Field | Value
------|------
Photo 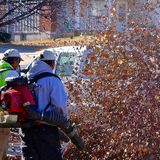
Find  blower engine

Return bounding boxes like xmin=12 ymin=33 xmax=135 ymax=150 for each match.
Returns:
xmin=0 ymin=77 xmax=35 ymax=124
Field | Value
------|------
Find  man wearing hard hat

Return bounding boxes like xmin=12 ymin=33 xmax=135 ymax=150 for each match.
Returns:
xmin=0 ymin=49 xmax=23 ymax=160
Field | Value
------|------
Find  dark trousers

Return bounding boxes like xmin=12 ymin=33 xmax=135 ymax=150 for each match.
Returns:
xmin=22 ymin=125 xmax=63 ymax=160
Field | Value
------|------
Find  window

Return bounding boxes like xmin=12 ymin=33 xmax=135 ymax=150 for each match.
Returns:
xmin=55 ymin=52 xmax=80 ymax=76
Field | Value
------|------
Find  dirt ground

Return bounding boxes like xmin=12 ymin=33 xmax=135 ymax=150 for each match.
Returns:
xmin=12 ymin=35 xmax=94 ymax=48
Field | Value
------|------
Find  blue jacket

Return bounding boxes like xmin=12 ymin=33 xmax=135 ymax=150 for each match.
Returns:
xmin=27 ymin=60 xmax=68 ymax=116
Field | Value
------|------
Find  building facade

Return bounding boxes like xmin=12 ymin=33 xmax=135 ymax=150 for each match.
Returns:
xmin=56 ymin=0 xmax=159 ymax=36
xmin=3 ymin=0 xmax=159 ymax=41
xmin=5 ymin=0 xmax=112 ymax=40
xmin=6 ymin=0 xmax=56 ymax=41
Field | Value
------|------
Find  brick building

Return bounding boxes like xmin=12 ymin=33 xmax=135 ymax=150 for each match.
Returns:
xmin=5 ymin=0 xmax=112 ymax=41
xmin=7 ymin=1 xmax=58 ymax=41
xmin=3 ymin=0 xmax=159 ymax=41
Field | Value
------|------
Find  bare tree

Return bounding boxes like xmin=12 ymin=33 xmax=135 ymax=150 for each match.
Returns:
xmin=0 ymin=0 xmax=52 ymax=28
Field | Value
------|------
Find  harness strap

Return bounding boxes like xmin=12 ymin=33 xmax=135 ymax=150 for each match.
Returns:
xmin=29 ymin=72 xmax=61 ymax=84
xmin=29 ymin=72 xmax=61 ymax=111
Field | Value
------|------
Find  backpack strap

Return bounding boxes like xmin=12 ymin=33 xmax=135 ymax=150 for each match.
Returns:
xmin=29 ymin=72 xmax=61 ymax=84
xmin=29 ymin=72 xmax=61 ymax=112
xmin=0 ymin=68 xmax=14 ymax=74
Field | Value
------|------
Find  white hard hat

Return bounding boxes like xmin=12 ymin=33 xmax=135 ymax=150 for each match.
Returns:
xmin=4 ymin=49 xmax=23 ymax=61
xmin=39 ymin=50 xmax=56 ymax=61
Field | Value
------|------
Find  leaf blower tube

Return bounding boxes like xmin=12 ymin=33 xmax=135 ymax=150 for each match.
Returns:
xmin=24 ymin=105 xmax=85 ymax=150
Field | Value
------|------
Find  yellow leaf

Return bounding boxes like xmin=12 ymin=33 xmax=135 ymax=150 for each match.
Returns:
xmin=117 ymin=59 xmax=124 ymax=65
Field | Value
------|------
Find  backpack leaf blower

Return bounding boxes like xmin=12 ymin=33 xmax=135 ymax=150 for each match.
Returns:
xmin=0 ymin=76 xmax=84 ymax=150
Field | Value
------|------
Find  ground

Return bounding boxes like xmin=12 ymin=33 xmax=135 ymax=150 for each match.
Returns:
xmin=12 ymin=36 xmax=93 ymax=47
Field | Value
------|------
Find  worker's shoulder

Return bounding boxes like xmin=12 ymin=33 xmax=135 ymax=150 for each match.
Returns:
xmin=36 ymin=72 xmax=61 ymax=81
xmin=45 ymin=74 xmax=61 ymax=83
xmin=49 ymin=74 xmax=61 ymax=81
xmin=37 ymin=73 xmax=61 ymax=85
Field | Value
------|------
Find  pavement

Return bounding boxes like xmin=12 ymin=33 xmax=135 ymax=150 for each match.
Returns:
xmin=0 ymin=43 xmax=47 ymax=53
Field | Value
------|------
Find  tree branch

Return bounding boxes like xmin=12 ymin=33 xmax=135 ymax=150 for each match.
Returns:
xmin=0 ymin=0 xmax=51 ymax=27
